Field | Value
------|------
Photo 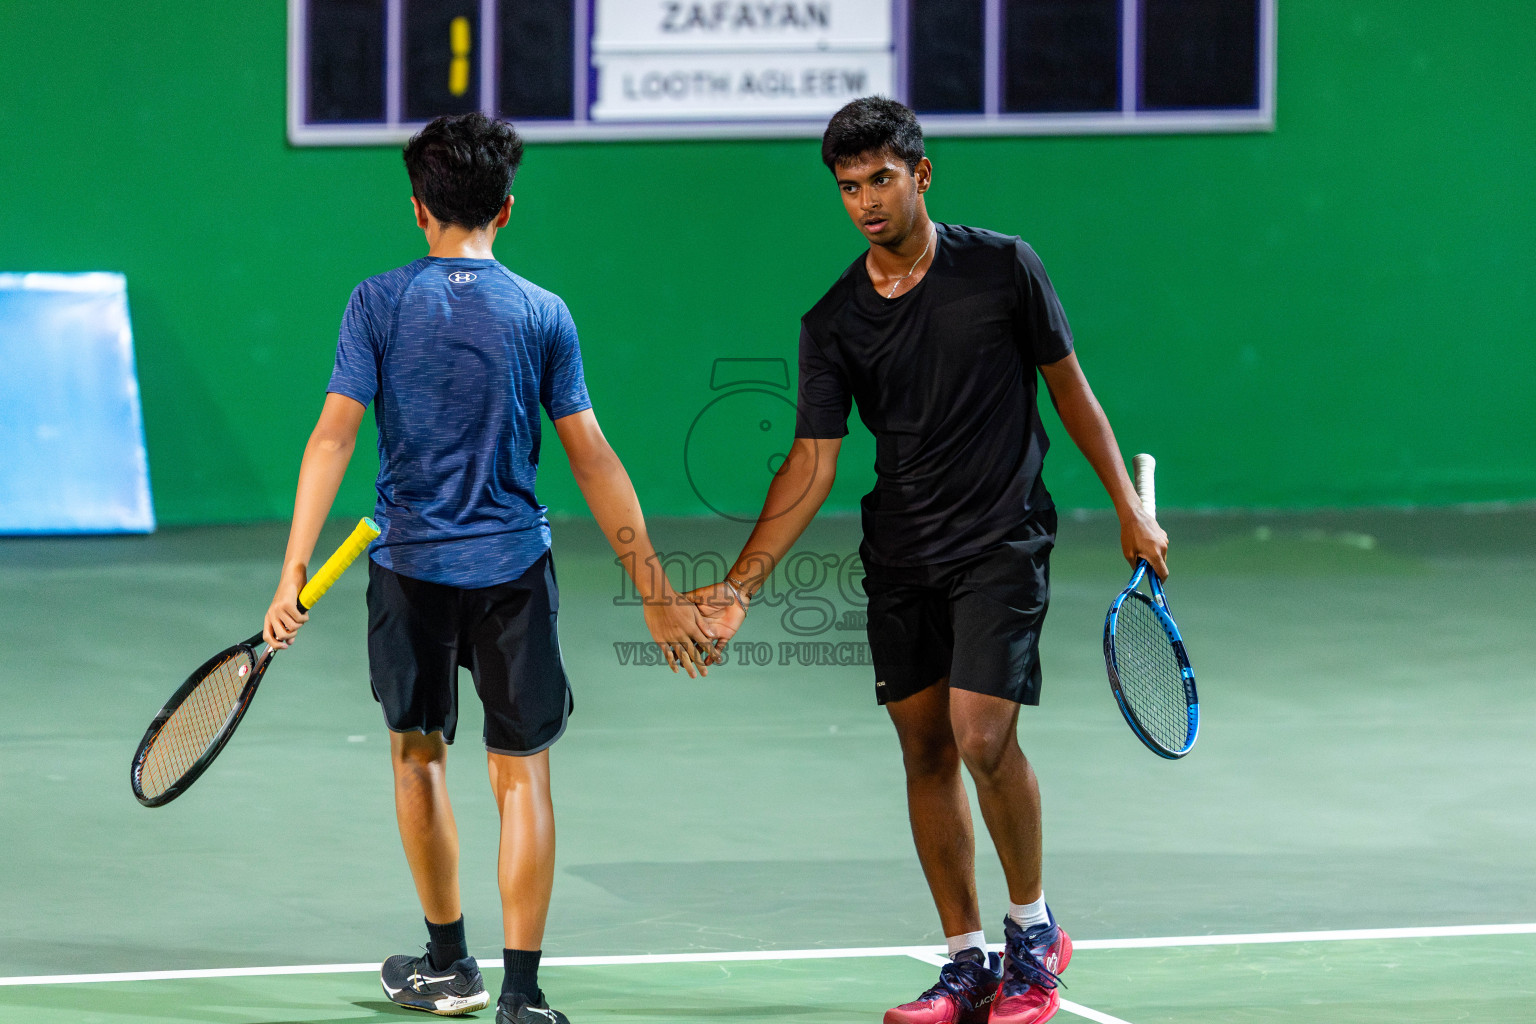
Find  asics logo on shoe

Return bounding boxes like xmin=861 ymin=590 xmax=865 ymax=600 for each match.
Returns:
xmin=526 ymin=1009 xmax=558 ymax=1021
xmin=440 ymin=994 xmax=486 ymax=1011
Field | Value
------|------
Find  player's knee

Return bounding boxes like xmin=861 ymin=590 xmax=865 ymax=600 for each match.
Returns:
xmin=899 ymin=734 xmax=961 ymax=780
xmin=391 ymin=730 xmax=447 ymax=770
xmin=954 ymin=724 xmax=1016 ymax=780
xmin=488 ymin=749 xmax=547 ymax=784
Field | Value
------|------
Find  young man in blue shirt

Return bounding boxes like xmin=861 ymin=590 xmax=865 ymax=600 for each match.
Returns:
xmin=264 ymin=113 xmax=716 ymax=1024
xmin=688 ymin=98 xmax=1169 ymax=1024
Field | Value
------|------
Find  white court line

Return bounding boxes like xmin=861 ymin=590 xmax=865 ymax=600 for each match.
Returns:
xmin=548 ymin=944 xmax=938 ymax=967
xmin=1072 ymin=921 xmax=1536 ymax=950
xmin=1059 ymin=1000 xmax=1138 ymax=1024
xmin=0 ymin=962 xmax=383 ymax=987
xmin=3 ymin=923 xmax=1534 ymax=988
xmin=0 ymin=947 xmax=938 ymax=988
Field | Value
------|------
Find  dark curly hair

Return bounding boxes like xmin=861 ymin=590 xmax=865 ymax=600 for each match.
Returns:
xmin=403 ymin=113 xmax=525 ymax=229
xmin=821 ymin=96 xmax=925 ymax=173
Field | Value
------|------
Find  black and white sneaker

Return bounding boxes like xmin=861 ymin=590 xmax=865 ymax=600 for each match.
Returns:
xmin=380 ymin=951 xmax=491 ymax=1015
xmin=495 ymin=991 xmax=570 ymax=1023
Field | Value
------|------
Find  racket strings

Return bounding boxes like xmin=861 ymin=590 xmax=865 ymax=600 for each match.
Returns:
xmin=1113 ymin=597 xmax=1190 ymax=751
xmin=137 ymin=651 xmax=253 ymax=799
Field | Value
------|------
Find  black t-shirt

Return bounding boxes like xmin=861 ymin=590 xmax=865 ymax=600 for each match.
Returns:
xmin=796 ymin=223 xmax=1074 ymax=567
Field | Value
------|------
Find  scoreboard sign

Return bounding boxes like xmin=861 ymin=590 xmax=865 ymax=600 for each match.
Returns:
xmin=289 ymin=0 xmax=1275 ymax=145
xmin=589 ymin=1 xmax=894 ymax=122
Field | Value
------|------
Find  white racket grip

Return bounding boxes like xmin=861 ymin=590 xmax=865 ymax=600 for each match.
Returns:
xmin=1132 ymin=453 xmax=1157 ymax=520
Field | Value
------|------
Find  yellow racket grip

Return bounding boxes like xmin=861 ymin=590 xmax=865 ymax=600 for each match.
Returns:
xmin=298 ymin=518 xmax=380 ymax=612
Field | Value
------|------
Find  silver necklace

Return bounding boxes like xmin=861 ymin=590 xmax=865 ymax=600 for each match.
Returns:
xmin=884 ymin=229 xmax=933 ymax=298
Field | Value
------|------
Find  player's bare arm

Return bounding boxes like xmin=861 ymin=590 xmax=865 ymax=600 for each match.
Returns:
xmin=552 ymin=408 xmax=718 ymax=677
xmin=684 ymin=436 xmax=841 ymax=651
xmin=263 ymin=392 xmax=366 ymax=647
xmin=1038 ymin=352 xmax=1169 ymax=578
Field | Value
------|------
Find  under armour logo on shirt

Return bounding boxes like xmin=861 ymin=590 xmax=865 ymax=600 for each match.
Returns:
xmin=448 ymin=271 xmax=477 ymax=284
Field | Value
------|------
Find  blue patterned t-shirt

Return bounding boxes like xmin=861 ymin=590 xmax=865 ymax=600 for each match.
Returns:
xmin=326 ymin=256 xmax=591 ymax=587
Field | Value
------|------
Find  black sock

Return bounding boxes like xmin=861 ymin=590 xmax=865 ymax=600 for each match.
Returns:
xmin=501 ymin=948 xmax=541 ymax=1005
xmin=425 ymin=916 xmax=468 ymax=971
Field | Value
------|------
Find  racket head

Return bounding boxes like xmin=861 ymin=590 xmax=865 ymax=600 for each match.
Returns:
xmin=130 ymin=634 xmax=271 ymax=807
xmin=1103 ymin=562 xmax=1199 ymax=758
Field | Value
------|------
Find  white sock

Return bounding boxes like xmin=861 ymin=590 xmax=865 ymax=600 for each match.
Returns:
xmin=1008 ymin=894 xmax=1050 ymax=931
xmin=946 ymin=930 xmax=988 ymax=957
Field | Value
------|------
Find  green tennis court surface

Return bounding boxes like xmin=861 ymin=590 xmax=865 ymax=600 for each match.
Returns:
xmin=5 ymin=931 xmax=1535 ymax=1023
xmin=3 ymin=509 xmax=1534 ymax=1022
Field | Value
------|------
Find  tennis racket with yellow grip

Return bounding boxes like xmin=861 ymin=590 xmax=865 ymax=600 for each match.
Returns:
xmin=131 ymin=518 xmax=380 ymax=807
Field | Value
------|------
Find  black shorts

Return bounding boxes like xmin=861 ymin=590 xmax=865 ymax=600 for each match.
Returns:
xmin=366 ymin=552 xmax=572 ymax=756
xmin=862 ymin=509 xmax=1055 ymax=707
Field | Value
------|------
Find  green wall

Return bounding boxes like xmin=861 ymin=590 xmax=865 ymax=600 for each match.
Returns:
xmin=2 ymin=2 xmax=1531 ymax=525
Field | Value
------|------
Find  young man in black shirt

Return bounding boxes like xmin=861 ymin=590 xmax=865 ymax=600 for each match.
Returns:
xmin=690 ymin=98 xmax=1169 ymax=1024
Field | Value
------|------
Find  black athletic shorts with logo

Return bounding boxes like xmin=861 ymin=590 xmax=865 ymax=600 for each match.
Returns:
xmin=366 ymin=551 xmax=572 ymax=756
xmin=862 ymin=509 xmax=1056 ymax=707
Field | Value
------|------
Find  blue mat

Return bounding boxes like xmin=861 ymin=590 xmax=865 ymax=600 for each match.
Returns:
xmin=0 ymin=273 xmax=154 ymax=533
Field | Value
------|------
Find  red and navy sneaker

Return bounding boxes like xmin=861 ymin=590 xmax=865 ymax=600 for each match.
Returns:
xmin=885 ymin=947 xmax=1003 ymax=1024
xmin=990 ymin=912 xmax=1071 ymax=1024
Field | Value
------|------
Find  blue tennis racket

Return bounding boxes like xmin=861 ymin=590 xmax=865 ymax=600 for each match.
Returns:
xmin=1103 ymin=454 xmax=1198 ymax=759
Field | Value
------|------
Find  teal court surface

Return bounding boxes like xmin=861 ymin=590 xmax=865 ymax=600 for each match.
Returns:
xmin=3 ymin=509 xmax=1534 ymax=1023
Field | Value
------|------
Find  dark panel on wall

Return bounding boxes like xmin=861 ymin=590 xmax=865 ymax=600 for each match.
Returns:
xmin=909 ymin=0 xmax=985 ymax=114
xmin=1003 ymin=0 xmax=1121 ymax=113
xmin=1141 ymin=0 xmax=1259 ymax=109
xmin=307 ymin=0 xmax=386 ymax=123
xmin=498 ymin=0 xmax=575 ymax=120
xmin=404 ymin=0 xmax=480 ymax=121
